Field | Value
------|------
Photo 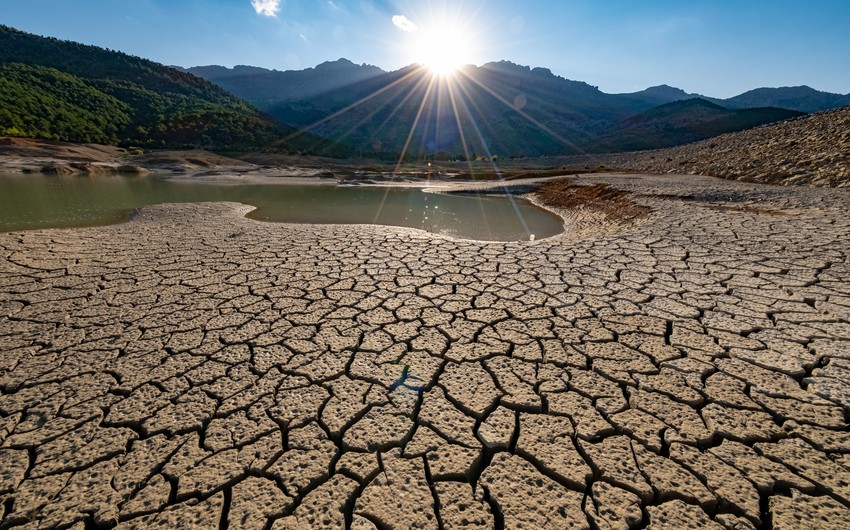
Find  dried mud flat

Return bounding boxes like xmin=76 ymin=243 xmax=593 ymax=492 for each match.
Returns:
xmin=1 ymin=173 xmax=850 ymax=529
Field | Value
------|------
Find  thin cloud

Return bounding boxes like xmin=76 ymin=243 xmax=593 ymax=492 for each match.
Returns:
xmin=252 ymin=0 xmax=282 ymax=17
xmin=392 ymin=15 xmax=418 ymax=33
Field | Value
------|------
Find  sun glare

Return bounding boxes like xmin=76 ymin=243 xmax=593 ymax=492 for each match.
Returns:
xmin=415 ymin=24 xmax=474 ymax=76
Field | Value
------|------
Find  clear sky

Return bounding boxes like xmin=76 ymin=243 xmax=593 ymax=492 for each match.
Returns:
xmin=2 ymin=0 xmax=849 ymax=98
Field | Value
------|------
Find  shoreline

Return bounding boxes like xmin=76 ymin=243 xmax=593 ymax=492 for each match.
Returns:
xmin=0 ymin=170 xmax=580 ymax=243
xmin=3 ymin=167 xmax=831 ymax=244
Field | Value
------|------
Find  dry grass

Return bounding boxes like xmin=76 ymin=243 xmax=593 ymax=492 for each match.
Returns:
xmin=536 ymin=178 xmax=651 ymax=222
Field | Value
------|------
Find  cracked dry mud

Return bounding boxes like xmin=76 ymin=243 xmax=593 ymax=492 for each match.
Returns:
xmin=1 ymin=173 xmax=849 ymax=529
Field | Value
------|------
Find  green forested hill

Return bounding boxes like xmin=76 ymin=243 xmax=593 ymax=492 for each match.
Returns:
xmin=0 ymin=26 xmax=346 ymax=153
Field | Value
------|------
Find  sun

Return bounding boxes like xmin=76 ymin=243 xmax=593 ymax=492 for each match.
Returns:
xmin=414 ymin=24 xmax=474 ymax=76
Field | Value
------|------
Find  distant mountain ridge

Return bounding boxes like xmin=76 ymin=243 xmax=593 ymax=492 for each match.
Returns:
xmin=182 ymin=59 xmax=384 ymax=109
xmin=724 ymin=86 xmax=850 ymax=113
xmin=189 ymin=59 xmax=850 ymax=115
xmin=616 ymin=85 xmax=724 ymax=109
xmin=261 ymin=61 xmax=641 ymax=157
xmin=187 ymin=58 xmax=844 ymax=158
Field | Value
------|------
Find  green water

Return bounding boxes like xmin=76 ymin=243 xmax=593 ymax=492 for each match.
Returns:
xmin=0 ymin=174 xmax=564 ymax=241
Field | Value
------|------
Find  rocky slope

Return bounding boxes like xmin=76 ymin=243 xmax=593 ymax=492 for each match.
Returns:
xmin=552 ymin=105 xmax=850 ymax=187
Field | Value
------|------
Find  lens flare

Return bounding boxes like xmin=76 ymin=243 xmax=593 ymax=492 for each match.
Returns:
xmin=415 ymin=24 xmax=473 ymax=76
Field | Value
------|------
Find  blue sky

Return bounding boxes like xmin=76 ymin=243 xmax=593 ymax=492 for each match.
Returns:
xmin=3 ymin=0 xmax=849 ymax=98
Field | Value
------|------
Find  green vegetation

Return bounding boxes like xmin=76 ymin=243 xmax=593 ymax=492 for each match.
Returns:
xmin=0 ymin=63 xmax=131 ymax=143
xmin=0 ymin=25 xmax=349 ymax=155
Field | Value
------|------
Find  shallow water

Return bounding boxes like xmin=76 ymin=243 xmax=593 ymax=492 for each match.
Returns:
xmin=0 ymin=174 xmax=564 ymax=241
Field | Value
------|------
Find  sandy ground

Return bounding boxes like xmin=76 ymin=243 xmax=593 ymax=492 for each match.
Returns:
xmin=2 ymin=172 xmax=850 ymax=529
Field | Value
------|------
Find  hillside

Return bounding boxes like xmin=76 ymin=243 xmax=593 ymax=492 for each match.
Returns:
xmin=551 ymin=105 xmax=850 ymax=187
xmin=585 ymin=98 xmax=804 ymax=152
xmin=0 ymin=26 xmax=347 ymax=155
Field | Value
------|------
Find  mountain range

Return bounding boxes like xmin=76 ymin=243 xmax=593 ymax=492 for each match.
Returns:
xmin=615 ymin=84 xmax=850 ymax=114
xmin=186 ymin=60 xmax=849 ymax=157
xmin=1 ymin=25 xmax=847 ymax=158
